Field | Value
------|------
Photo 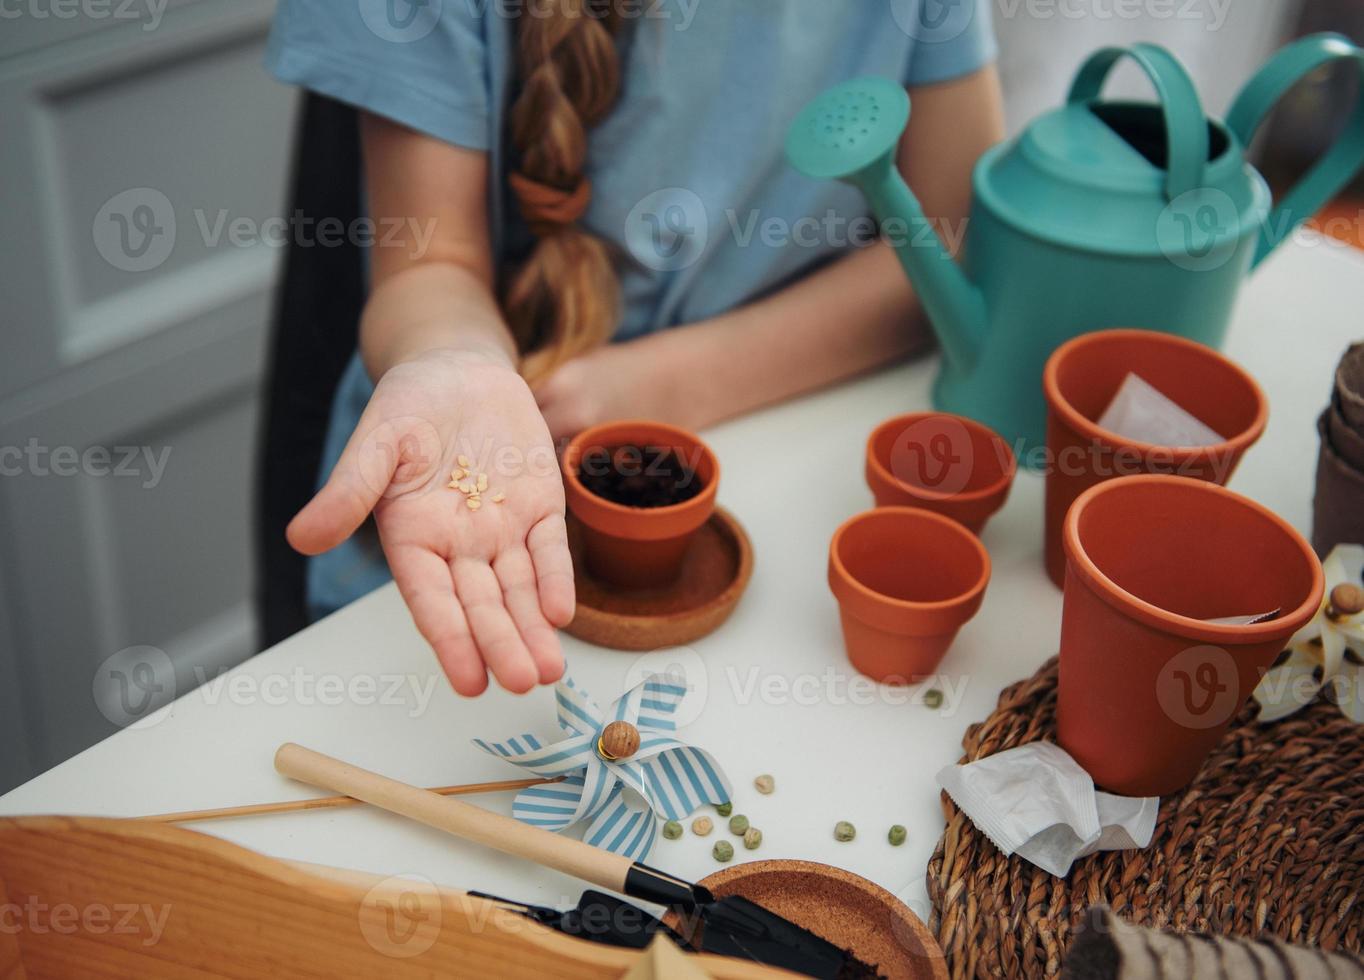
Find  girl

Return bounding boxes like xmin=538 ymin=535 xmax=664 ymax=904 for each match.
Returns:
xmin=267 ymin=0 xmax=1004 ymax=698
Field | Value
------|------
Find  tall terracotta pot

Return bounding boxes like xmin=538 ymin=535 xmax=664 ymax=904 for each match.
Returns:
xmin=1057 ymin=475 xmax=1322 ymax=797
xmin=1042 ymin=329 xmax=1268 ymax=587
xmin=562 ymin=421 xmax=718 ymax=589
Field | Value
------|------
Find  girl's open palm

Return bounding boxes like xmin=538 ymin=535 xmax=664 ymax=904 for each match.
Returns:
xmin=286 ymin=351 xmax=574 ymax=696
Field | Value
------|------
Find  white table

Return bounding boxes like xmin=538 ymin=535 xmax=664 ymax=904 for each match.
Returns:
xmin=4 ymin=235 xmax=1362 ymax=929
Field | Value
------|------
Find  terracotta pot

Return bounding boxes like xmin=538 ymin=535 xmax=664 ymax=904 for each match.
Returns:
xmin=1042 ymin=329 xmax=1267 ymax=587
xmin=865 ymin=413 xmax=1017 ymax=534
xmin=1057 ymin=475 xmax=1322 ymax=797
xmin=828 ymin=508 xmax=990 ymax=684
xmin=562 ymin=420 xmax=718 ymax=589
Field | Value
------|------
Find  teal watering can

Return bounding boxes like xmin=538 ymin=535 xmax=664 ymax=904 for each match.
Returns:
xmin=787 ymin=34 xmax=1364 ymax=456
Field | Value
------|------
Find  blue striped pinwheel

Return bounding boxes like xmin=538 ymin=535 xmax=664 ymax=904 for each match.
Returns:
xmin=472 ymin=671 xmax=731 ymax=862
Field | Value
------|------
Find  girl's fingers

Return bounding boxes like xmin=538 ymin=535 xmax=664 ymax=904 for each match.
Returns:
xmin=387 ymin=545 xmax=487 ymax=697
xmin=493 ymin=547 xmax=564 ymax=685
xmin=528 ymin=513 xmax=576 ymax=627
xmin=452 ymin=558 xmax=539 ymax=694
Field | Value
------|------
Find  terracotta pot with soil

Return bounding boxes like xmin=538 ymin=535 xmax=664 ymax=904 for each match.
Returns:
xmin=1042 ymin=329 xmax=1267 ymax=587
xmin=1057 ymin=475 xmax=1322 ymax=797
xmin=865 ymin=412 xmax=1016 ymax=534
xmin=562 ymin=420 xmax=718 ymax=589
xmin=828 ymin=507 xmax=990 ymax=684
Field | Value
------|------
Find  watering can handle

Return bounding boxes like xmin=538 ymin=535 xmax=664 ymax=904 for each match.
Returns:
xmin=1067 ymin=43 xmax=1208 ymax=203
xmin=1226 ymin=33 xmax=1364 ymax=269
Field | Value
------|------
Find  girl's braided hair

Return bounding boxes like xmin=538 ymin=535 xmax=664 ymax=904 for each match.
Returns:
xmin=504 ymin=0 xmax=624 ymax=384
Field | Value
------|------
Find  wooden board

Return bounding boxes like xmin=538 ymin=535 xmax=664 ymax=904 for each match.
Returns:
xmin=0 ymin=816 xmax=794 ymax=978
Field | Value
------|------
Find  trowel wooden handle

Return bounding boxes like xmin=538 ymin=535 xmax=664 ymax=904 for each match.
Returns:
xmin=274 ymin=743 xmax=633 ymax=894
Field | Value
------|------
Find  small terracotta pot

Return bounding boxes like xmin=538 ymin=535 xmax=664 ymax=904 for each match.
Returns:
xmin=865 ymin=412 xmax=1017 ymax=534
xmin=1057 ymin=475 xmax=1322 ymax=797
xmin=562 ymin=420 xmax=718 ymax=589
xmin=828 ymin=508 xmax=990 ymax=684
xmin=1042 ymin=329 xmax=1268 ymax=587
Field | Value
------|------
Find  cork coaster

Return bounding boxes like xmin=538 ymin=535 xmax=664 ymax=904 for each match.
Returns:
xmin=927 ymin=657 xmax=1364 ymax=979
xmin=697 ymin=859 xmax=947 ymax=980
xmin=563 ymin=508 xmax=753 ymax=652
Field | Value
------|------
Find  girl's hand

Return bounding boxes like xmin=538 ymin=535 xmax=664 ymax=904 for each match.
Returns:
xmin=534 ymin=340 xmax=683 ymax=442
xmin=286 ymin=349 xmax=574 ymax=697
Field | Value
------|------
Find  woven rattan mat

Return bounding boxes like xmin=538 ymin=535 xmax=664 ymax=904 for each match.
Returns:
xmin=927 ymin=657 xmax=1364 ymax=979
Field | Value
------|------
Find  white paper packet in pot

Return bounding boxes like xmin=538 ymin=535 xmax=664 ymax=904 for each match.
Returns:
xmin=936 ymin=742 xmax=1159 ymax=878
xmin=1097 ymin=373 xmax=1223 ymax=448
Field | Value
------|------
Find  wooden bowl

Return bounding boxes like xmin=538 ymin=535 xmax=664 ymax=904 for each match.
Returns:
xmin=695 ymin=859 xmax=947 ymax=980
xmin=564 ymin=507 xmax=753 ymax=651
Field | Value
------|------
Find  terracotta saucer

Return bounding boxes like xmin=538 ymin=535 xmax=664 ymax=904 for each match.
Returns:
xmin=693 ymin=859 xmax=947 ymax=980
xmin=564 ymin=507 xmax=753 ymax=652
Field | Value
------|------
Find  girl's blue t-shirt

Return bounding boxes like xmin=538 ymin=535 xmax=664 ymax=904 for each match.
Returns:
xmin=266 ymin=0 xmax=997 ymax=617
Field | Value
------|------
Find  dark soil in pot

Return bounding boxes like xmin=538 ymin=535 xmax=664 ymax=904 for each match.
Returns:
xmin=577 ymin=445 xmax=704 ymax=508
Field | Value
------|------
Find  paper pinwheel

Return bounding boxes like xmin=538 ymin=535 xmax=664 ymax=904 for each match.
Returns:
xmin=1254 ymin=544 xmax=1364 ymax=724
xmin=473 ymin=672 xmax=731 ymax=861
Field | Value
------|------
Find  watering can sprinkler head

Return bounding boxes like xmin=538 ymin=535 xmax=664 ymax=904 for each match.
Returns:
xmin=784 ymin=76 xmax=910 ymax=183
xmin=786 ymin=77 xmax=987 ymax=373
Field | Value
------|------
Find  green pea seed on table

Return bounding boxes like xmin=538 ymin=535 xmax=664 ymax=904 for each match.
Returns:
xmin=713 ymin=840 xmax=734 ymax=862
xmin=728 ymin=814 xmax=749 ymax=835
xmin=715 ymin=801 xmax=733 ymax=817
xmin=834 ymin=821 xmax=856 ymax=842
xmin=662 ymin=820 xmax=683 ymax=840
xmin=888 ymin=824 xmax=907 ymax=846
xmin=743 ymin=827 xmax=762 ymax=850
xmin=924 ymin=689 xmax=944 ymax=709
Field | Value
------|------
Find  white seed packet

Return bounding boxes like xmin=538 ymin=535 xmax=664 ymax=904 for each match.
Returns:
xmin=936 ymin=741 xmax=1158 ymax=878
xmin=1096 ymin=373 xmax=1223 ymax=448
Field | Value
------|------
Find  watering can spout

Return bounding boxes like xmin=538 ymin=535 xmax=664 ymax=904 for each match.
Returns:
xmin=862 ymin=170 xmax=987 ymax=373
xmin=786 ymin=77 xmax=985 ymax=373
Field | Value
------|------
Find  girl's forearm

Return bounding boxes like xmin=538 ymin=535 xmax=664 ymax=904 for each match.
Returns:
xmin=359 ymin=261 xmax=519 ymax=379
xmin=622 ymin=67 xmax=1003 ymax=430
xmin=629 ymin=242 xmax=927 ymax=429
